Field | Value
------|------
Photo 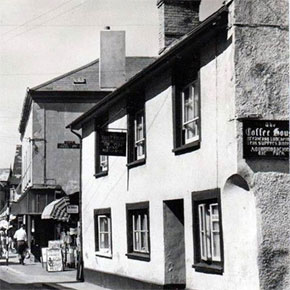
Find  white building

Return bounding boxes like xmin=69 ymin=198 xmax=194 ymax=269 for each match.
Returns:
xmin=68 ymin=0 xmax=289 ymax=289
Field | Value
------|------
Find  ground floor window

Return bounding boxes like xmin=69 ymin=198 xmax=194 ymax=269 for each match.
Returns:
xmin=192 ymin=189 xmax=223 ymax=274
xmin=94 ymin=208 xmax=112 ymax=257
xmin=126 ymin=202 xmax=150 ymax=261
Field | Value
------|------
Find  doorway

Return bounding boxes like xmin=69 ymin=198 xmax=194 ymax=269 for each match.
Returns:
xmin=163 ymin=199 xmax=186 ymax=288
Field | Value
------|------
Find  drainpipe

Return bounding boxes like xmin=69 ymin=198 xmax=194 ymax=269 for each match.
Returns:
xmin=69 ymin=127 xmax=84 ymax=282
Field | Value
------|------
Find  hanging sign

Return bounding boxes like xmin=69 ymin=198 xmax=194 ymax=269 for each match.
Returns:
xmin=67 ymin=205 xmax=79 ymax=214
xmin=99 ymin=131 xmax=127 ymax=156
xmin=243 ymin=120 xmax=289 ymax=158
xmin=57 ymin=141 xmax=80 ymax=149
xmin=46 ymin=248 xmax=63 ymax=272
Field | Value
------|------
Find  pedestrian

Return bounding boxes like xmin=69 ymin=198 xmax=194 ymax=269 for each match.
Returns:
xmin=13 ymin=224 xmax=27 ymax=265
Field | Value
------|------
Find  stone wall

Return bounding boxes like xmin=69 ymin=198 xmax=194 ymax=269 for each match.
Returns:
xmin=233 ymin=1 xmax=290 ymax=289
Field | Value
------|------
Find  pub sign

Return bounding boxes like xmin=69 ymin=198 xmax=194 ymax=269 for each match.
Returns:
xmin=99 ymin=131 xmax=127 ymax=156
xmin=243 ymin=120 xmax=289 ymax=158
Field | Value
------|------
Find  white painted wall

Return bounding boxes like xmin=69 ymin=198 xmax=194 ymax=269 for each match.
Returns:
xmin=21 ymin=107 xmax=33 ymax=191
xmin=81 ymin=14 xmax=260 ymax=290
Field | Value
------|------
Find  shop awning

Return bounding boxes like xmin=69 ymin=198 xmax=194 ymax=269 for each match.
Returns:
xmin=41 ymin=196 xmax=70 ymax=221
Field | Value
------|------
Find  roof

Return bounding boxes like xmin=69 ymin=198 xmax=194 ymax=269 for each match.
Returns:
xmin=9 ymin=145 xmax=22 ymax=185
xmin=0 ymin=168 xmax=11 ymax=183
xmin=18 ymin=57 xmax=156 ymax=135
xmin=68 ymin=4 xmax=229 ymax=130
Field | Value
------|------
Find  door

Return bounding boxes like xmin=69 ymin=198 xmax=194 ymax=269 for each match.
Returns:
xmin=163 ymin=199 xmax=186 ymax=288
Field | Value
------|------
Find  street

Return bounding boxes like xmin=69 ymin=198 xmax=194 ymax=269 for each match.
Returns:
xmin=0 ymin=279 xmax=58 ymax=290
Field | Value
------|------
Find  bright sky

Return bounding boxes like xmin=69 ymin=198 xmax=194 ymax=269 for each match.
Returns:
xmin=0 ymin=0 xmax=223 ymax=168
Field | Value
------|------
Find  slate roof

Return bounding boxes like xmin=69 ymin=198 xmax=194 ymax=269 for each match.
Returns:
xmin=32 ymin=57 xmax=156 ymax=92
xmin=68 ymin=4 xmax=229 ymax=130
xmin=19 ymin=57 xmax=156 ymax=135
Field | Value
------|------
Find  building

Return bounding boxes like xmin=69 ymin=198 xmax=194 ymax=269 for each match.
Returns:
xmin=14 ymin=30 xmax=155 ymax=261
xmin=68 ymin=0 xmax=289 ymax=289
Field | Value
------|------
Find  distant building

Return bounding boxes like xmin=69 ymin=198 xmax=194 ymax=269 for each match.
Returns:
xmin=9 ymin=144 xmax=22 ymax=203
xmin=0 ymin=168 xmax=11 ymax=212
xmin=13 ymin=30 xmax=155 ymax=261
xmin=69 ymin=0 xmax=289 ymax=289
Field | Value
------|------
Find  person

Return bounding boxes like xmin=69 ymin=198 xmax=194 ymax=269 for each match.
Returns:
xmin=13 ymin=224 xmax=27 ymax=265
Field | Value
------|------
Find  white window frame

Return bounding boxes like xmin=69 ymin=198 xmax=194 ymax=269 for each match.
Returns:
xmin=99 ymin=155 xmax=108 ymax=172
xmin=132 ymin=212 xmax=149 ymax=253
xmin=134 ymin=110 xmax=145 ymax=160
xmin=198 ymin=202 xmax=221 ymax=262
xmin=97 ymin=215 xmax=111 ymax=255
xmin=181 ymin=81 xmax=199 ymax=144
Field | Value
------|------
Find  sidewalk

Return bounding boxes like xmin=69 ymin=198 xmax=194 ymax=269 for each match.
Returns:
xmin=0 ymin=254 xmax=109 ymax=290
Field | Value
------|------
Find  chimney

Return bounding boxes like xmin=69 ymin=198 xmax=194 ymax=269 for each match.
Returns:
xmin=99 ymin=29 xmax=126 ymax=89
xmin=157 ymin=0 xmax=201 ymax=53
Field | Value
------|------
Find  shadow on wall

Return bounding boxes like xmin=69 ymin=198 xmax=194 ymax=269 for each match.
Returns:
xmin=246 ymin=159 xmax=289 ymax=174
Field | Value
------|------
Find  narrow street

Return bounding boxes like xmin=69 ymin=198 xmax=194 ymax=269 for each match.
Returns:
xmin=0 ymin=279 xmax=59 ymax=290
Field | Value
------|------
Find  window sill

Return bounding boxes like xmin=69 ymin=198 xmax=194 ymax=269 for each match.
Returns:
xmin=192 ymin=261 xmax=223 ymax=275
xmin=126 ymin=252 xmax=150 ymax=262
xmin=172 ymin=140 xmax=200 ymax=155
xmin=126 ymin=158 xmax=146 ymax=169
xmin=95 ymin=251 xmax=112 ymax=259
xmin=94 ymin=171 xmax=108 ymax=179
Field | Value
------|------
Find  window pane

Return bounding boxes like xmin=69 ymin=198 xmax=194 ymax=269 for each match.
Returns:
xmin=100 ymin=233 xmax=109 ymax=249
xmin=212 ymin=232 xmax=221 ymax=261
xmin=141 ymin=232 xmax=148 ymax=252
xmin=99 ymin=217 xmax=108 ymax=232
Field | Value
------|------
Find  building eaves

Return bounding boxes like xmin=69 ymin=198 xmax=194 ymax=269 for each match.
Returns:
xmin=67 ymin=4 xmax=229 ymax=130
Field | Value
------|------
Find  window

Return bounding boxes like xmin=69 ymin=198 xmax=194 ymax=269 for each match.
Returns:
xmin=182 ymin=81 xmax=199 ymax=144
xmin=127 ymin=106 xmax=146 ymax=167
xmin=95 ymin=129 xmax=108 ymax=177
xmin=94 ymin=208 xmax=112 ymax=258
xmin=192 ymin=189 xmax=223 ymax=274
xmin=173 ymin=69 xmax=200 ymax=155
xmin=126 ymin=202 xmax=150 ymax=261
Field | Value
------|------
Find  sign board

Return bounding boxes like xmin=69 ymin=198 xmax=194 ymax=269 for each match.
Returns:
xmin=99 ymin=131 xmax=127 ymax=156
xmin=57 ymin=141 xmax=80 ymax=149
xmin=67 ymin=205 xmax=79 ymax=214
xmin=243 ymin=120 xmax=289 ymax=158
xmin=41 ymin=247 xmax=48 ymax=263
xmin=48 ymin=240 xmax=62 ymax=249
xmin=46 ymin=248 xmax=63 ymax=272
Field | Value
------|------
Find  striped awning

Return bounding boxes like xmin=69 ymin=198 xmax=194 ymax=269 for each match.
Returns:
xmin=41 ymin=196 xmax=70 ymax=221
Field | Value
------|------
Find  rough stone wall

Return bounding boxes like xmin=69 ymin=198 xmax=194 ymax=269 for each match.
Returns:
xmin=234 ymin=0 xmax=288 ymax=118
xmin=233 ymin=0 xmax=290 ymax=289
xmin=253 ymin=173 xmax=290 ymax=290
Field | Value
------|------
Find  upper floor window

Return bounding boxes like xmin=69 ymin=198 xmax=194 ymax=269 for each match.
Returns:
xmin=127 ymin=105 xmax=146 ymax=168
xmin=173 ymin=67 xmax=200 ymax=155
xmin=182 ymin=81 xmax=199 ymax=144
xmin=134 ymin=110 xmax=145 ymax=160
xmin=95 ymin=128 xmax=109 ymax=178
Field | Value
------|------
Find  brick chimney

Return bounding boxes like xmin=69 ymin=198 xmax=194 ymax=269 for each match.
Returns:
xmin=99 ymin=29 xmax=126 ymax=89
xmin=157 ymin=0 xmax=201 ymax=53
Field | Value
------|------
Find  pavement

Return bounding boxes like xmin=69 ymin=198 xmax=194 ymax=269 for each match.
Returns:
xmin=0 ymin=253 xmax=109 ymax=290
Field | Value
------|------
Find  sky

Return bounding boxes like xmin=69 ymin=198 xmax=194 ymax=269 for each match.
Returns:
xmin=0 ymin=0 xmax=224 ymax=168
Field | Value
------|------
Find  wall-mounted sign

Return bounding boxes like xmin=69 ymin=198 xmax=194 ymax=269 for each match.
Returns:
xmin=99 ymin=131 xmax=127 ymax=156
xmin=46 ymin=248 xmax=63 ymax=272
xmin=243 ymin=120 xmax=289 ymax=158
xmin=67 ymin=205 xmax=79 ymax=214
xmin=57 ymin=141 xmax=80 ymax=149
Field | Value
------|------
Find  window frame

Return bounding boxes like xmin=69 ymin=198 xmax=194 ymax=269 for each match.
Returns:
xmin=95 ymin=126 xmax=109 ymax=178
xmin=172 ymin=71 xmax=201 ymax=155
xmin=94 ymin=208 xmax=112 ymax=258
xmin=192 ymin=189 xmax=224 ymax=275
xmin=127 ymin=104 xmax=146 ymax=169
xmin=126 ymin=202 xmax=150 ymax=261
